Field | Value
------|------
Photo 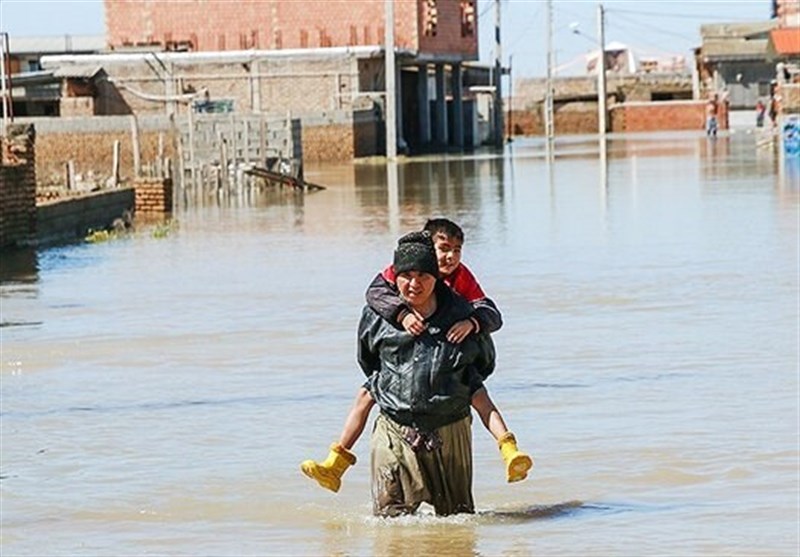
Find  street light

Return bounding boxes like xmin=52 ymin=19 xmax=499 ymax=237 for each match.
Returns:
xmin=570 ymin=4 xmax=607 ymax=136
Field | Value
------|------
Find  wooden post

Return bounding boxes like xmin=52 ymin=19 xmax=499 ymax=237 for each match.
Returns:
xmin=129 ymin=115 xmax=141 ymax=178
xmin=187 ymin=109 xmax=196 ymax=189
xmin=219 ymin=131 xmax=228 ymax=192
xmin=229 ymin=113 xmax=237 ymax=168
xmin=243 ymin=118 xmax=250 ymax=165
xmin=175 ymin=125 xmax=184 ymax=190
xmin=259 ymin=117 xmax=266 ymax=166
xmin=65 ymin=160 xmax=75 ymax=191
xmin=157 ymin=132 xmax=165 ymax=177
xmin=112 ymin=140 xmax=120 ymax=187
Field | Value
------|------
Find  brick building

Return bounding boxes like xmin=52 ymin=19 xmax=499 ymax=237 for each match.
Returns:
xmin=89 ymin=0 xmax=484 ymax=153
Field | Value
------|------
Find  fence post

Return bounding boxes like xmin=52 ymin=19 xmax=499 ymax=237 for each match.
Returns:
xmin=129 ymin=115 xmax=141 ymax=178
xmin=112 ymin=140 xmax=120 ymax=187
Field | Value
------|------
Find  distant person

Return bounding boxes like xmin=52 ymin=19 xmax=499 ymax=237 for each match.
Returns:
xmin=769 ymin=94 xmax=779 ymax=128
xmin=706 ymin=97 xmax=718 ymax=137
xmin=756 ymin=100 xmax=766 ymax=128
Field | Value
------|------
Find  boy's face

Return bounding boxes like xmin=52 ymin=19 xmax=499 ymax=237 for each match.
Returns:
xmin=432 ymin=233 xmax=462 ymax=277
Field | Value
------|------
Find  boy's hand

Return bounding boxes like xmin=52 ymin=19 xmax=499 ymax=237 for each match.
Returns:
xmin=446 ymin=319 xmax=475 ymax=343
xmin=401 ymin=312 xmax=427 ymax=335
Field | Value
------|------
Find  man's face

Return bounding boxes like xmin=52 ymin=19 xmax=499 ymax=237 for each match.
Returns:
xmin=433 ymin=234 xmax=463 ymax=277
xmin=396 ymin=271 xmax=437 ymax=307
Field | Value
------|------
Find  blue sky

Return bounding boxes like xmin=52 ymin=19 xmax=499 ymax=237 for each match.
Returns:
xmin=0 ymin=0 xmax=770 ymax=77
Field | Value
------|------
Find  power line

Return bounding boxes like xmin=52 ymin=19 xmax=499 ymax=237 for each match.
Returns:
xmin=608 ymin=10 xmax=699 ymax=44
xmin=478 ymin=0 xmax=494 ymax=20
xmin=610 ymin=7 xmax=765 ymax=21
xmin=506 ymin=2 xmax=545 ymax=54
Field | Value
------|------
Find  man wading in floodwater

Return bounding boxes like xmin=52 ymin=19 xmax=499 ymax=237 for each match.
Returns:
xmin=310 ymin=231 xmax=500 ymax=516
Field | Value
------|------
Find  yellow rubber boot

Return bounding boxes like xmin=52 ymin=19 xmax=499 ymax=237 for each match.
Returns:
xmin=498 ymin=432 xmax=533 ymax=483
xmin=300 ymin=443 xmax=357 ymax=493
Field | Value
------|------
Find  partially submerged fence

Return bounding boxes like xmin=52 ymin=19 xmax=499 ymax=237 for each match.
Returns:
xmin=177 ymin=112 xmax=303 ymax=194
xmin=14 ymin=112 xmax=303 ymax=201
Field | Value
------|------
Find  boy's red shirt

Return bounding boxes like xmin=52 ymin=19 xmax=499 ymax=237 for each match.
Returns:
xmin=381 ymin=263 xmax=486 ymax=302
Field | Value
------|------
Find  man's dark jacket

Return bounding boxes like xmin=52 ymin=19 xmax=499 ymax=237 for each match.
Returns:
xmin=358 ymin=282 xmax=496 ymax=432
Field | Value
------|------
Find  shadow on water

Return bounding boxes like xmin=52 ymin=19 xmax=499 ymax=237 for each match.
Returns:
xmin=500 ymin=371 xmax=697 ymax=394
xmin=480 ymin=500 xmax=637 ymax=523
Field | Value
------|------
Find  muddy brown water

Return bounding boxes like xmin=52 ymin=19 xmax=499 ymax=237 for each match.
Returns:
xmin=1 ymin=132 xmax=798 ymax=556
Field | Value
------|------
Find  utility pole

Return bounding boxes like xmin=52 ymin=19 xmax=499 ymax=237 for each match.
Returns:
xmin=493 ymin=0 xmax=504 ymax=149
xmin=597 ymin=3 xmax=608 ymax=136
xmin=385 ymin=0 xmax=397 ymax=159
xmin=0 ymin=32 xmax=11 ymax=134
xmin=545 ymin=0 xmax=555 ymax=154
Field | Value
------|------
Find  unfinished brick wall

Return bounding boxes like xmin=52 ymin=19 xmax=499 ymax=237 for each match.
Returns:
xmin=506 ymin=103 xmax=600 ymax=136
xmin=93 ymin=56 xmax=361 ymax=116
xmin=103 ymin=0 xmax=474 ymax=57
xmin=0 ymin=124 xmax=37 ymax=249
xmin=34 ymin=129 xmax=176 ymax=189
xmin=301 ymin=112 xmax=382 ymax=161
xmin=508 ymin=100 xmax=730 ymax=136
xmin=134 ymin=178 xmax=173 ymax=214
xmin=303 ymin=124 xmax=355 ymax=162
xmin=613 ymin=101 xmax=729 ymax=132
xmin=60 ymin=97 xmax=97 ymax=117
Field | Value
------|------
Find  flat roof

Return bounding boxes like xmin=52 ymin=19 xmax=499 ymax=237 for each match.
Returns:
xmin=9 ymin=35 xmax=106 ymax=54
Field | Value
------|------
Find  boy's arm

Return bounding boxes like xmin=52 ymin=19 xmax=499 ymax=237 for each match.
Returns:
xmin=452 ymin=264 xmax=503 ymax=334
xmin=365 ymin=272 xmax=408 ymax=325
xmin=470 ymin=296 xmax=503 ymax=334
xmin=357 ymin=307 xmax=382 ymax=377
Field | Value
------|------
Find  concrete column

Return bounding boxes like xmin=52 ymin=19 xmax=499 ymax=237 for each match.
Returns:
xmin=451 ymin=63 xmax=464 ymax=148
xmin=417 ymin=63 xmax=431 ymax=144
xmin=434 ymin=64 xmax=448 ymax=145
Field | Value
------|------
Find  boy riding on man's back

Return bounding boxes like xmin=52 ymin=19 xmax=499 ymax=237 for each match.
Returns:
xmin=301 ymin=218 xmax=533 ymax=492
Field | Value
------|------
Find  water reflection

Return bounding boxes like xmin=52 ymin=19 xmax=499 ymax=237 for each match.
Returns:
xmin=0 ymin=248 xmax=38 ymax=284
xmin=0 ymin=131 xmax=797 ymax=557
xmin=370 ymin=519 xmax=477 ymax=557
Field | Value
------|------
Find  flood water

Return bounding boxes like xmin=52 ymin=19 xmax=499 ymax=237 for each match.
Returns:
xmin=1 ymin=132 xmax=798 ymax=556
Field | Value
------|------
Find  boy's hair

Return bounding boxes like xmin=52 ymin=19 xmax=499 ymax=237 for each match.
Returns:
xmin=423 ymin=218 xmax=464 ymax=243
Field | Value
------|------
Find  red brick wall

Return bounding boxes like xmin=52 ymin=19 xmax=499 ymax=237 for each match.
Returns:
xmin=416 ymin=0 xmax=478 ymax=58
xmin=508 ymin=100 xmax=731 ymax=136
xmin=613 ymin=101 xmax=729 ymax=132
xmin=507 ymin=103 xmax=601 ymax=136
xmin=135 ymin=178 xmax=173 ymax=214
xmin=104 ymin=0 xmax=476 ymax=58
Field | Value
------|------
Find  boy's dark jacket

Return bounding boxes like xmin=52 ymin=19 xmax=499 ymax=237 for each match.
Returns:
xmin=358 ymin=282 xmax=496 ymax=432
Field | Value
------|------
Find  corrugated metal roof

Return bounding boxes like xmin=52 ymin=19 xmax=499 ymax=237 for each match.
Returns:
xmin=769 ymin=27 xmax=800 ymax=55
xmin=52 ymin=65 xmax=104 ymax=79
xmin=8 ymin=35 xmax=106 ymax=54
